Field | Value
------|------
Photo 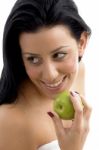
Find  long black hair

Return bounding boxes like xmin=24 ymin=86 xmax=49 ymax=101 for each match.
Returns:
xmin=0 ymin=0 xmax=91 ymax=105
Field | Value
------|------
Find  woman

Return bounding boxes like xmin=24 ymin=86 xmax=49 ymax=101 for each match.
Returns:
xmin=0 ymin=0 xmax=92 ymax=150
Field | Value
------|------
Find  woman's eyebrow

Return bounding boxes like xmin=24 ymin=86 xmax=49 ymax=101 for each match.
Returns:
xmin=22 ymin=45 xmax=69 ymax=56
xmin=50 ymin=46 xmax=69 ymax=54
xmin=22 ymin=52 xmax=40 ymax=56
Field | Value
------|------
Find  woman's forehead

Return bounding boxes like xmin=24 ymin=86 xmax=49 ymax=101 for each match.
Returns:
xmin=19 ymin=25 xmax=76 ymax=53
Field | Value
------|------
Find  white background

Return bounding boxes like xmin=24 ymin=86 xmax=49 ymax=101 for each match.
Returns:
xmin=0 ymin=0 xmax=99 ymax=149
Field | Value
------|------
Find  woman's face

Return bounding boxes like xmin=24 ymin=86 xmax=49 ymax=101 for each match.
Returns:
xmin=19 ymin=25 xmax=85 ymax=98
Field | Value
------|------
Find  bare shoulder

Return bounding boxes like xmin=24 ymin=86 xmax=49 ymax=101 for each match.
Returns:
xmin=72 ymin=61 xmax=85 ymax=95
xmin=78 ymin=61 xmax=85 ymax=76
xmin=0 ymin=104 xmax=37 ymax=150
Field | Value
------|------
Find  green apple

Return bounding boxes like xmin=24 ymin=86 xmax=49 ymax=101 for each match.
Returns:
xmin=53 ymin=91 xmax=75 ymax=120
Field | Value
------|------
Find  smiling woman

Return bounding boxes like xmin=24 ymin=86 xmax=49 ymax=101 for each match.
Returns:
xmin=19 ymin=25 xmax=83 ymax=97
xmin=0 ymin=0 xmax=92 ymax=150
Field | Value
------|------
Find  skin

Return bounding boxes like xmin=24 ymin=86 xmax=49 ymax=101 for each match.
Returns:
xmin=0 ymin=25 xmax=92 ymax=150
xmin=20 ymin=25 xmax=85 ymax=98
xmin=71 ymin=61 xmax=85 ymax=96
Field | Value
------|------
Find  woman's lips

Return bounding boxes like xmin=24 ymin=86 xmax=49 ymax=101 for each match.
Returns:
xmin=41 ymin=76 xmax=67 ymax=91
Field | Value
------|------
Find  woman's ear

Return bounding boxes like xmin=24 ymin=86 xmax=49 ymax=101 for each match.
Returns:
xmin=78 ymin=32 xmax=89 ymax=57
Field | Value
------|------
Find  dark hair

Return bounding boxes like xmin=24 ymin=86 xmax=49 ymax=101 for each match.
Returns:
xmin=0 ymin=0 xmax=91 ymax=105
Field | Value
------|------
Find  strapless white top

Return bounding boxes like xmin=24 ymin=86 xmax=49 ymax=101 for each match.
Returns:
xmin=38 ymin=140 xmax=60 ymax=150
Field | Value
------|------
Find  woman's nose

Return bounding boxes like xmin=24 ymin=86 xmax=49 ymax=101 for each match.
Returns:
xmin=41 ymin=63 xmax=59 ymax=83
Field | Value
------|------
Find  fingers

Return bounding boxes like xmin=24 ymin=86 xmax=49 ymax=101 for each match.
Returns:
xmin=70 ymin=91 xmax=92 ymax=131
xmin=47 ymin=112 xmax=65 ymax=140
xmin=47 ymin=92 xmax=92 ymax=137
xmin=80 ymin=95 xmax=92 ymax=121
xmin=70 ymin=91 xmax=83 ymax=126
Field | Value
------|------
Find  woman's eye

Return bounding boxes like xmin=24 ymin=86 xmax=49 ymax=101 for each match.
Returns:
xmin=53 ymin=52 xmax=67 ymax=60
xmin=27 ymin=56 xmax=41 ymax=65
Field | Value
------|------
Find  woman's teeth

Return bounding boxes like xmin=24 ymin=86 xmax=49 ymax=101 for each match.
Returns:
xmin=44 ymin=79 xmax=63 ymax=88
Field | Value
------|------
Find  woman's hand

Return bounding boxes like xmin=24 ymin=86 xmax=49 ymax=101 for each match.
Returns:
xmin=47 ymin=91 xmax=92 ymax=150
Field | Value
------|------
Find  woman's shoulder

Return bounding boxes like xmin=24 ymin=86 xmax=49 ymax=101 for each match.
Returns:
xmin=71 ymin=61 xmax=85 ymax=95
xmin=0 ymin=104 xmax=37 ymax=150
xmin=0 ymin=104 xmax=25 ymax=142
xmin=78 ymin=61 xmax=85 ymax=75
xmin=0 ymin=103 xmax=23 ymax=122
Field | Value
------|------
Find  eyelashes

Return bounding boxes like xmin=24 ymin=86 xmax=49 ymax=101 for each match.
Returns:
xmin=27 ymin=56 xmax=42 ymax=65
xmin=53 ymin=52 xmax=67 ymax=60
xmin=25 ymin=51 xmax=67 ymax=65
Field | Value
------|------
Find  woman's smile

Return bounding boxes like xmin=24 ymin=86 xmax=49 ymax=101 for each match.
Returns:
xmin=41 ymin=75 xmax=66 ymax=87
xmin=39 ymin=75 xmax=68 ymax=94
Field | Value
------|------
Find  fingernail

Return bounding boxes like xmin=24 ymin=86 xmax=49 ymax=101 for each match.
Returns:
xmin=47 ymin=112 xmax=54 ymax=118
xmin=70 ymin=91 xmax=76 ymax=97
xmin=75 ymin=91 xmax=79 ymax=94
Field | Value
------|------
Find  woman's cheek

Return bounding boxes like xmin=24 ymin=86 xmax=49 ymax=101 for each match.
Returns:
xmin=25 ymin=67 xmax=40 ymax=80
xmin=70 ymin=59 xmax=78 ymax=73
xmin=63 ymin=57 xmax=78 ymax=74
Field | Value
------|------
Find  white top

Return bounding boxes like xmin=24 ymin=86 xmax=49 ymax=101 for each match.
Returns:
xmin=38 ymin=140 xmax=60 ymax=150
